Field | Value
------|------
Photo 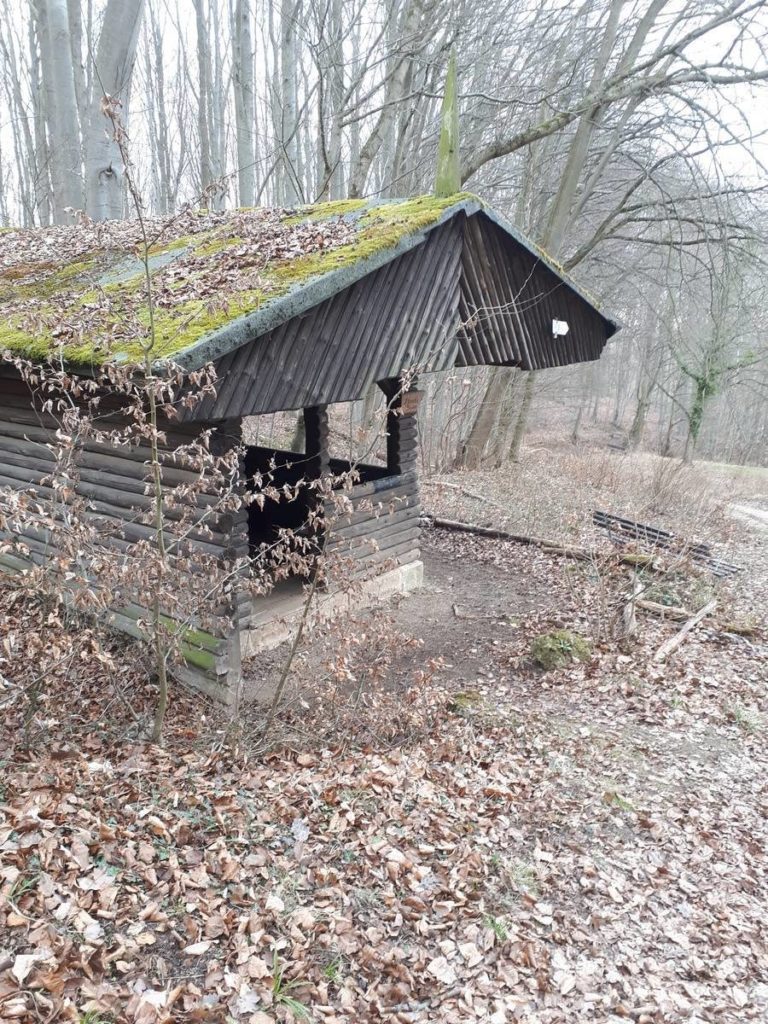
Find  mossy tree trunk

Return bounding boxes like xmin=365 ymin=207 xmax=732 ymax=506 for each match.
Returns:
xmin=682 ymin=373 xmax=715 ymax=465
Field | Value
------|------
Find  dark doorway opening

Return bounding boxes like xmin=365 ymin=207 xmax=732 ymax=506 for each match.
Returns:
xmin=244 ymin=446 xmax=317 ymax=556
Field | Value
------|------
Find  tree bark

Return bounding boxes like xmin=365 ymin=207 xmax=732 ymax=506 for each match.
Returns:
xmin=508 ymin=372 xmax=536 ymax=463
xmin=84 ymin=0 xmax=145 ymax=221
xmin=456 ymin=368 xmax=506 ymax=469
xmin=628 ymin=392 xmax=650 ymax=449
xmin=35 ymin=0 xmax=82 ymax=222
xmin=279 ymin=0 xmax=301 ymax=203
xmin=233 ymin=0 xmax=256 ymax=206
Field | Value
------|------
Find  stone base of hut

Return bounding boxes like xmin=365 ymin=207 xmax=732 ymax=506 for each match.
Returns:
xmin=237 ymin=558 xmax=423 ymax=701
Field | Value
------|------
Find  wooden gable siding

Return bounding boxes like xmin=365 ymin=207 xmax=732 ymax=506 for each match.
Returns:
xmin=457 ymin=215 xmax=607 ymax=371
xmin=183 ymin=218 xmax=464 ymax=421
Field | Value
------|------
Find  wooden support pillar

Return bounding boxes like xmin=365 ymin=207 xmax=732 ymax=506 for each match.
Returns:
xmin=303 ymin=405 xmax=330 ymax=478
xmin=380 ymin=378 xmax=423 ymax=476
xmin=210 ymin=417 xmax=249 ymax=561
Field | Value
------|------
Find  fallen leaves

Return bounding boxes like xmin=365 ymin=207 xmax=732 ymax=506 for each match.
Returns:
xmin=2 ymin=704 xmax=766 ymax=1023
xmin=182 ymin=940 xmax=212 ymax=956
xmin=426 ymin=955 xmax=457 ymax=985
xmin=1 ymin=464 xmax=767 ymax=1023
xmin=1 ymin=208 xmax=359 ymax=361
xmin=11 ymin=954 xmax=46 ymax=985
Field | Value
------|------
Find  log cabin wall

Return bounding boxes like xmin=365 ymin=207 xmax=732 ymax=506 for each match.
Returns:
xmin=0 ymin=382 xmax=246 ymax=700
xmin=324 ymin=386 xmax=422 ymax=578
xmin=0 ymin=406 xmax=244 ymax=564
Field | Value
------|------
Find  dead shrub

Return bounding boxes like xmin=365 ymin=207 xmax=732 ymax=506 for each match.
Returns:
xmin=240 ymin=610 xmax=448 ymax=752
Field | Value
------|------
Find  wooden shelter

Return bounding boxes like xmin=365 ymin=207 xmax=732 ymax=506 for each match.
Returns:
xmin=0 ymin=193 xmax=617 ymax=700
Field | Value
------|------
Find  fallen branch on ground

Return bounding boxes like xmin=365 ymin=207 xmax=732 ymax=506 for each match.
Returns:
xmin=423 ymin=515 xmax=655 ymax=568
xmin=653 ymin=599 xmax=717 ymax=662
xmin=637 ymin=600 xmax=762 ymax=643
xmin=423 ymin=514 xmax=591 ymax=558
xmin=636 ymin=599 xmax=692 ymax=621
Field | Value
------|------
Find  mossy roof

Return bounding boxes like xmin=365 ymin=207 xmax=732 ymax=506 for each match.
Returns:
xmin=0 ymin=194 xmax=610 ymax=371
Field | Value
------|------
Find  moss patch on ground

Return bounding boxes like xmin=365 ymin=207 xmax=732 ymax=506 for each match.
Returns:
xmin=530 ymin=629 xmax=592 ymax=670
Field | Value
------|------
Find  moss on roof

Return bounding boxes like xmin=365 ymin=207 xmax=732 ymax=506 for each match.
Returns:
xmin=0 ymin=193 xmax=477 ymax=368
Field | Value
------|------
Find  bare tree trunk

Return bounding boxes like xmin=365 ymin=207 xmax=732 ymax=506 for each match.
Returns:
xmin=84 ymin=0 xmax=145 ymax=220
xmin=508 ymin=372 xmax=536 ymax=463
xmin=35 ymin=0 xmax=82 ymax=221
xmin=322 ymin=0 xmax=345 ymax=199
xmin=456 ymin=368 xmax=507 ymax=469
xmin=210 ymin=0 xmax=227 ymax=209
xmin=279 ymin=0 xmax=301 ymax=203
xmin=29 ymin=12 xmax=52 ymax=225
xmin=628 ymin=390 xmax=650 ymax=449
xmin=233 ymin=0 xmax=256 ymax=206
xmin=66 ymin=0 xmax=86 ymax=122
xmin=145 ymin=2 xmax=173 ymax=214
xmin=489 ymin=369 xmax=522 ymax=466
xmin=193 ymin=0 xmax=214 ymax=201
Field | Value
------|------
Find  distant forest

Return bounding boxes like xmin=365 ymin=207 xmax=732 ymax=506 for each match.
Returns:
xmin=1 ymin=0 xmax=767 ymax=464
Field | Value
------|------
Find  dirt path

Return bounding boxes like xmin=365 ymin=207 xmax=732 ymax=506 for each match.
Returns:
xmin=731 ymin=502 xmax=768 ymax=530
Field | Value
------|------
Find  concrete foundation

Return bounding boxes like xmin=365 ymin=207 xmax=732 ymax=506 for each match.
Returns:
xmin=240 ymin=559 xmax=424 ymax=659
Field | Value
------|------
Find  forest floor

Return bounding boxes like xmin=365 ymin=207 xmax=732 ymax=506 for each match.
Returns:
xmin=1 ymin=447 xmax=767 ymax=1024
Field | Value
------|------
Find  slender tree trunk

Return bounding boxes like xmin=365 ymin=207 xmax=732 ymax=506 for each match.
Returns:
xmin=279 ymin=0 xmax=301 ymax=203
xmin=29 ymin=12 xmax=52 ymax=225
xmin=66 ymin=0 xmax=86 ymax=124
xmin=210 ymin=0 xmax=226 ymax=209
xmin=628 ymin=386 xmax=651 ymax=449
xmin=35 ymin=0 xmax=82 ymax=221
xmin=323 ymin=0 xmax=345 ymax=199
xmin=84 ymin=0 xmax=145 ymax=220
xmin=193 ymin=0 xmax=214 ymax=200
xmin=233 ymin=0 xmax=256 ymax=206
xmin=508 ymin=372 xmax=536 ymax=463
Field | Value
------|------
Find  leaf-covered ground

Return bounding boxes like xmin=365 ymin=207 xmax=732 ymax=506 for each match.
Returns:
xmin=1 ymin=456 xmax=767 ymax=1024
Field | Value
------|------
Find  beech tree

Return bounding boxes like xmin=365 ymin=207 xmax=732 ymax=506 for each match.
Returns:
xmin=22 ymin=0 xmax=146 ymax=223
xmin=0 ymin=0 xmax=766 ymax=465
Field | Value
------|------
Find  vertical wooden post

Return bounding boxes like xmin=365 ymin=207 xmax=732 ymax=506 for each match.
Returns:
xmin=198 ymin=418 xmax=247 ymax=704
xmin=210 ymin=417 xmax=249 ymax=560
xmin=380 ymin=378 xmax=422 ymax=476
xmin=303 ymin=405 xmax=331 ymax=585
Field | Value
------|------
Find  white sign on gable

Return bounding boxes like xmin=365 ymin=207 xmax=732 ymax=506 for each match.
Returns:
xmin=552 ymin=319 xmax=570 ymax=337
